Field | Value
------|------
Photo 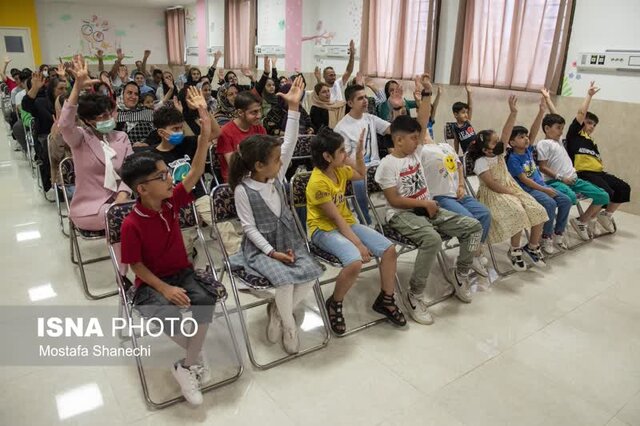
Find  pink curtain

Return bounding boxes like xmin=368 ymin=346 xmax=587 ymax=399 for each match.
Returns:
xmin=360 ymin=0 xmax=439 ymax=80
xmin=224 ymin=0 xmax=257 ymax=69
xmin=165 ymin=8 xmax=186 ymax=66
xmin=459 ymin=0 xmax=573 ymax=91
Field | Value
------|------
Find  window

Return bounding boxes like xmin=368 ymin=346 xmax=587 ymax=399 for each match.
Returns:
xmin=5 ymin=36 xmax=25 ymax=53
xmin=361 ymin=0 xmax=440 ymax=79
xmin=457 ymin=0 xmax=573 ymax=91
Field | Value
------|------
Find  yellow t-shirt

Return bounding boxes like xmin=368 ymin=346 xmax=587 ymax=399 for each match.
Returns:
xmin=306 ymin=166 xmax=356 ymax=236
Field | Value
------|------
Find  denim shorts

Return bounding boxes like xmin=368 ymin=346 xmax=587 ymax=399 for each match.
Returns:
xmin=311 ymin=223 xmax=392 ymax=266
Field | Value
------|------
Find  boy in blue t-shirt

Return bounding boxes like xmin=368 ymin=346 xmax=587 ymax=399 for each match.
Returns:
xmin=507 ymin=109 xmax=572 ymax=254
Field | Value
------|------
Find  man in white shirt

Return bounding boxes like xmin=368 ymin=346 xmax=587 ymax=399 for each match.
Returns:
xmin=314 ymin=39 xmax=356 ymax=102
xmin=334 ymin=83 xmax=390 ymax=224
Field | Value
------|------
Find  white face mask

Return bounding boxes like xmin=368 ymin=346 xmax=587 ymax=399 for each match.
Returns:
xmin=42 ymin=70 xmax=49 ymax=78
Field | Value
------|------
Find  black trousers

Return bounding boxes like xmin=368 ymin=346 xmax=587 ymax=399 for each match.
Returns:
xmin=577 ymin=171 xmax=631 ymax=204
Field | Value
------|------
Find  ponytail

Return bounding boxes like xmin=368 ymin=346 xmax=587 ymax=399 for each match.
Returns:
xmin=467 ymin=129 xmax=495 ymax=161
xmin=228 ymin=151 xmax=250 ymax=190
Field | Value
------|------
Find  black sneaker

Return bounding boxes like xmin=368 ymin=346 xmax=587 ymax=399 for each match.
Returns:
xmin=508 ymin=247 xmax=527 ymax=271
xmin=523 ymin=244 xmax=546 ymax=268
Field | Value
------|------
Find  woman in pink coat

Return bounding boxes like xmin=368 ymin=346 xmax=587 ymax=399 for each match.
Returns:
xmin=59 ymin=55 xmax=133 ymax=231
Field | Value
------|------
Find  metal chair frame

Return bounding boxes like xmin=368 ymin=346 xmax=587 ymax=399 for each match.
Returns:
xmin=105 ymin=201 xmax=244 ymax=409
xmin=210 ymin=183 xmax=331 ymax=370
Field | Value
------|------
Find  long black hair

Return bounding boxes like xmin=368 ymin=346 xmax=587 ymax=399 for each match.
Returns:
xmin=466 ymin=129 xmax=497 ymax=161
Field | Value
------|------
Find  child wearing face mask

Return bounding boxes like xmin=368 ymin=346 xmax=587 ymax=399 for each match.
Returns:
xmin=466 ymin=96 xmax=548 ymax=271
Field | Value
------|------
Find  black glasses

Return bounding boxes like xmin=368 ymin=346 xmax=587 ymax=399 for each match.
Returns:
xmin=139 ymin=170 xmax=171 ymax=184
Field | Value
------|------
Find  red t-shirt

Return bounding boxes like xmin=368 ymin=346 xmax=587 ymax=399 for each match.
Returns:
xmin=4 ymin=77 xmax=17 ymax=92
xmin=121 ymin=183 xmax=194 ymax=287
xmin=215 ymin=120 xmax=266 ymax=181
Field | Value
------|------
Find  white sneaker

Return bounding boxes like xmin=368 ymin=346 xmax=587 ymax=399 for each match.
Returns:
xmin=540 ymin=237 xmax=557 ymax=255
xmin=453 ymin=270 xmax=473 ymax=303
xmin=570 ymin=218 xmax=591 ymax=241
xmin=597 ymin=211 xmax=615 ymax=233
xmin=588 ymin=219 xmax=597 ymax=237
xmin=282 ymin=327 xmax=300 ymax=354
xmin=508 ymin=247 xmax=527 ymax=271
xmin=470 ymin=256 xmax=489 ymax=277
xmin=553 ymin=233 xmax=569 ymax=250
xmin=194 ymin=352 xmax=212 ymax=385
xmin=405 ymin=291 xmax=434 ymax=325
xmin=171 ymin=361 xmax=203 ymax=405
xmin=266 ymin=301 xmax=282 ymax=344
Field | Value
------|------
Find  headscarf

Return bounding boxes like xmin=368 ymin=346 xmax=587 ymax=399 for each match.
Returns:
xmin=310 ymin=91 xmax=346 ymax=129
xmin=215 ymin=83 xmax=237 ymax=121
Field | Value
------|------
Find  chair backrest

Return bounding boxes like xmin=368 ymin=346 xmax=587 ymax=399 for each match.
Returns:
xmin=366 ymin=165 xmax=382 ymax=194
xmin=462 ymin=152 xmax=475 ymax=177
xmin=444 ymin=122 xmax=456 ymax=142
xmin=289 ymin=171 xmax=311 ymax=208
xmin=106 ymin=201 xmax=198 ymax=245
xmin=291 ymin=135 xmax=314 ymax=159
xmin=59 ymin=156 xmax=75 ymax=185
xmin=211 ymin=184 xmax=237 ymax=222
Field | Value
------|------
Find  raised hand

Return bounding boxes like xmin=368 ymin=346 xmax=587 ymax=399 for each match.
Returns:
xmin=540 ymin=87 xmax=551 ymax=99
xmin=508 ymin=94 xmax=518 ymax=112
xmin=356 ymin=128 xmax=365 ymax=155
xmin=241 ymin=66 xmax=253 ymax=78
xmin=95 ymin=49 xmax=104 ymax=59
xmin=349 ymin=39 xmax=356 ymax=56
xmin=143 ymin=49 xmax=151 ymax=59
xmin=186 ymin=86 xmax=207 ymax=110
xmin=314 ymin=66 xmax=321 ymax=81
xmin=71 ymin=54 xmax=101 ymax=88
xmin=172 ymin=95 xmax=183 ymax=113
xmin=163 ymin=74 xmax=174 ymax=89
xmin=465 ymin=84 xmax=472 ymax=94
xmin=213 ymin=50 xmax=223 ymax=61
xmin=217 ymin=67 xmax=224 ymax=80
xmin=271 ymin=56 xmax=277 ymax=68
xmin=276 ymin=75 xmax=305 ymax=109
xmin=30 ymin=71 xmax=46 ymax=92
xmin=420 ymin=73 xmax=432 ymax=93
xmin=263 ymin=55 xmax=270 ymax=73
xmin=56 ymin=60 xmax=66 ymax=79
xmin=414 ymin=75 xmax=424 ymax=93
xmin=4 ymin=56 xmax=12 ymax=65
xmin=587 ymin=80 xmax=600 ymax=96
xmin=355 ymin=71 xmax=364 ymax=86
xmin=116 ymin=48 xmax=125 ymax=62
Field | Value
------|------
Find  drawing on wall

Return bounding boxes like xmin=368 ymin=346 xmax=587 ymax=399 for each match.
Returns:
xmin=562 ymin=60 xmax=582 ymax=96
xmin=302 ymin=20 xmax=335 ymax=44
xmin=80 ymin=15 xmax=112 ymax=55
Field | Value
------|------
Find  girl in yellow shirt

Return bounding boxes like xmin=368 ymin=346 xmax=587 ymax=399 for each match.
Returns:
xmin=306 ymin=127 xmax=406 ymax=335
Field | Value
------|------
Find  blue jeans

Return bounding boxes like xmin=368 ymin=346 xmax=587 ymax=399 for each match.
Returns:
xmin=433 ymin=195 xmax=491 ymax=242
xmin=352 ymin=179 xmax=371 ymax=225
xmin=528 ymin=189 xmax=572 ymax=236
xmin=312 ymin=224 xmax=392 ymax=266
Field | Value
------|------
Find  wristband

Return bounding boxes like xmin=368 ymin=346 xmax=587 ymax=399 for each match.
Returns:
xmin=555 ymin=173 xmax=563 ymax=180
xmin=421 ymin=90 xmax=432 ymax=97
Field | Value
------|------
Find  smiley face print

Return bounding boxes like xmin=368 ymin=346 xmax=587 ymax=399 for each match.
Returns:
xmin=443 ymin=154 xmax=457 ymax=174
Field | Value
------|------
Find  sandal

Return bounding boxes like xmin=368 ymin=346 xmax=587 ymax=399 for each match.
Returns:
xmin=325 ymin=296 xmax=346 ymax=335
xmin=372 ymin=292 xmax=407 ymax=327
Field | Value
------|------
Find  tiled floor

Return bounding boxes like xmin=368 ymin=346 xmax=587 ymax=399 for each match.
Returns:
xmin=1 ymin=127 xmax=639 ymax=426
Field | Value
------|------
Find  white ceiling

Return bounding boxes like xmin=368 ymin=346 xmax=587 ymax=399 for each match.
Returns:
xmin=37 ymin=0 xmax=195 ymax=7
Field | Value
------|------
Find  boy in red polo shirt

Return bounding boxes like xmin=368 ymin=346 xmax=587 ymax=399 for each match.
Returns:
xmin=215 ymin=90 xmax=266 ymax=182
xmin=120 ymin=86 xmax=213 ymax=406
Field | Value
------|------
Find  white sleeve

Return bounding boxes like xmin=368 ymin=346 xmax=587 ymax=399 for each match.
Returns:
xmin=535 ymin=141 xmax=550 ymax=161
xmin=373 ymin=115 xmax=391 ymax=135
xmin=335 ymin=124 xmax=356 ymax=157
xmin=234 ymin=185 xmax=274 ymax=255
xmin=473 ymin=157 xmax=489 ymax=176
xmin=278 ymin=110 xmax=301 ymax=183
xmin=374 ymin=159 xmax=398 ymax=190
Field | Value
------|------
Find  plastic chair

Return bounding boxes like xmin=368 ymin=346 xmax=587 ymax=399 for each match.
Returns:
xmin=209 ymin=184 xmax=330 ymax=369
xmin=59 ymin=157 xmax=116 ymax=300
xmin=105 ymin=201 xmax=243 ymax=409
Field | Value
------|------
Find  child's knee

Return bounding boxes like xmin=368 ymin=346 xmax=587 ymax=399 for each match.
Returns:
xmin=382 ymin=245 xmax=397 ymax=260
xmin=417 ymin=230 xmax=442 ymax=251
xmin=592 ymin=190 xmax=610 ymax=206
xmin=343 ymin=260 xmax=363 ymax=275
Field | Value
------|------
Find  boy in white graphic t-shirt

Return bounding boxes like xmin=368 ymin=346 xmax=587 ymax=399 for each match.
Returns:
xmin=374 ymin=79 xmax=482 ymax=325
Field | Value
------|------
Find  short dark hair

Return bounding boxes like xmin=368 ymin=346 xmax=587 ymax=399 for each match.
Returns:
xmin=77 ymin=93 xmax=113 ymax=120
xmin=153 ymin=105 xmax=184 ymax=129
xmin=344 ymin=84 xmax=365 ymax=102
xmin=390 ymin=115 xmax=421 ymax=137
xmin=384 ymin=80 xmax=399 ymax=99
xmin=123 ymin=81 xmax=140 ymax=96
xmin=121 ymin=151 xmax=164 ymax=190
xmin=10 ymin=68 xmax=20 ymax=78
xmin=585 ymin=111 xmax=599 ymax=124
xmin=314 ymin=82 xmax=330 ymax=95
xmin=234 ymin=90 xmax=260 ymax=110
xmin=224 ymin=71 xmax=237 ymax=82
xmin=323 ymin=66 xmax=334 ymax=75
xmin=509 ymin=125 xmax=529 ymax=141
xmin=452 ymin=102 xmax=469 ymax=114
xmin=134 ymin=71 xmax=146 ymax=79
xmin=152 ymin=69 xmax=163 ymax=77
xmin=18 ymin=69 xmax=32 ymax=83
xmin=542 ymin=113 xmax=565 ymax=133
xmin=311 ymin=127 xmax=344 ymax=170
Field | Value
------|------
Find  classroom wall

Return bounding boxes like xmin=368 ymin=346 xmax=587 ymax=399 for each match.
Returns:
xmin=561 ymin=0 xmax=640 ymax=103
xmin=0 ymin=0 xmax=42 ymax=65
xmin=35 ymin=1 xmax=167 ymax=65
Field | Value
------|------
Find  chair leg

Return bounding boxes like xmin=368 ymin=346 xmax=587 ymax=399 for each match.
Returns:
xmin=69 ymin=224 xmax=117 ymax=300
xmin=229 ymin=274 xmax=330 ymax=370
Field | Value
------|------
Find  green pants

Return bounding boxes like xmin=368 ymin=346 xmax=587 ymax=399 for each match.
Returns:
xmin=388 ymin=209 xmax=482 ymax=294
xmin=546 ymin=178 xmax=610 ymax=206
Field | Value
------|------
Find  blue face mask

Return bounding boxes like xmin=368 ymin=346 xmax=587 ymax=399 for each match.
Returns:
xmin=167 ymin=131 xmax=184 ymax=145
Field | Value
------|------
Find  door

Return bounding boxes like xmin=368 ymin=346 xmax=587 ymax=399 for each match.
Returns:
xmin=0 ymin=27 xmax=35 ymax=70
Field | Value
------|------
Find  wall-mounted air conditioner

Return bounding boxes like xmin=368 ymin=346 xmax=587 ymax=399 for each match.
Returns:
xmin=313 ymin=45 xmax=355 ymax=58
xmin=254 ymin=45 xmax=285 ymax=56
xmin=578 ymin=50 xmax=640 ymax=73
xmin=186 ymin=46 xmax=224 ymax=57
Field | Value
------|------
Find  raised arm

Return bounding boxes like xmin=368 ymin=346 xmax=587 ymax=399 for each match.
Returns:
xmin=109 ymin=48 xmax=125 ymax=79
xmin=340 ymin=39 xmax=356 ymax=86
xmin=61 ymin=55 xmax=101 ymax=147
xmin=577 ymin=81 xmax=599 ymax=125
xmin=182 ymin=86 xmax=212 ymax=193
xmin=540 ymin=88 xmax=558 ymax=114
xmin=431 ymin=85 xmax=442 ymax=117
xmin=207 ymin=50 xmax=223 ymax=81
xmin=415 ymin=74 xmax=433 ymax=143
xmin=22 ymin=71 xmax=46 ymax=114
xmin=343 ymin=129 xmax=366 ymax=180
xmin=254 ymin=56 xmax=271 ymax=95
xmin=96 ymin=50 xmax=105 ymax=72
xmin=275 ymin=75 xmax=303 ymax=182
xmin=1 ymin=56 xmax=11 ymax=81
xmin=140 ymin=50 xmax=150 ymax=76
xmin=465 ymin=84 xmax=473 ymax=120
xmin=314 ymin=66 xmax=322 ymax=84
xmin=528 ymin=96 xmax=546 ymax=143
xmin=500 ymin=95 xmax=518 ymax=144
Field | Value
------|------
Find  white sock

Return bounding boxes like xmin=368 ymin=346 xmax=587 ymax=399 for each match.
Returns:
xmin=275 ymin=285 xmax=295 ymax=330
